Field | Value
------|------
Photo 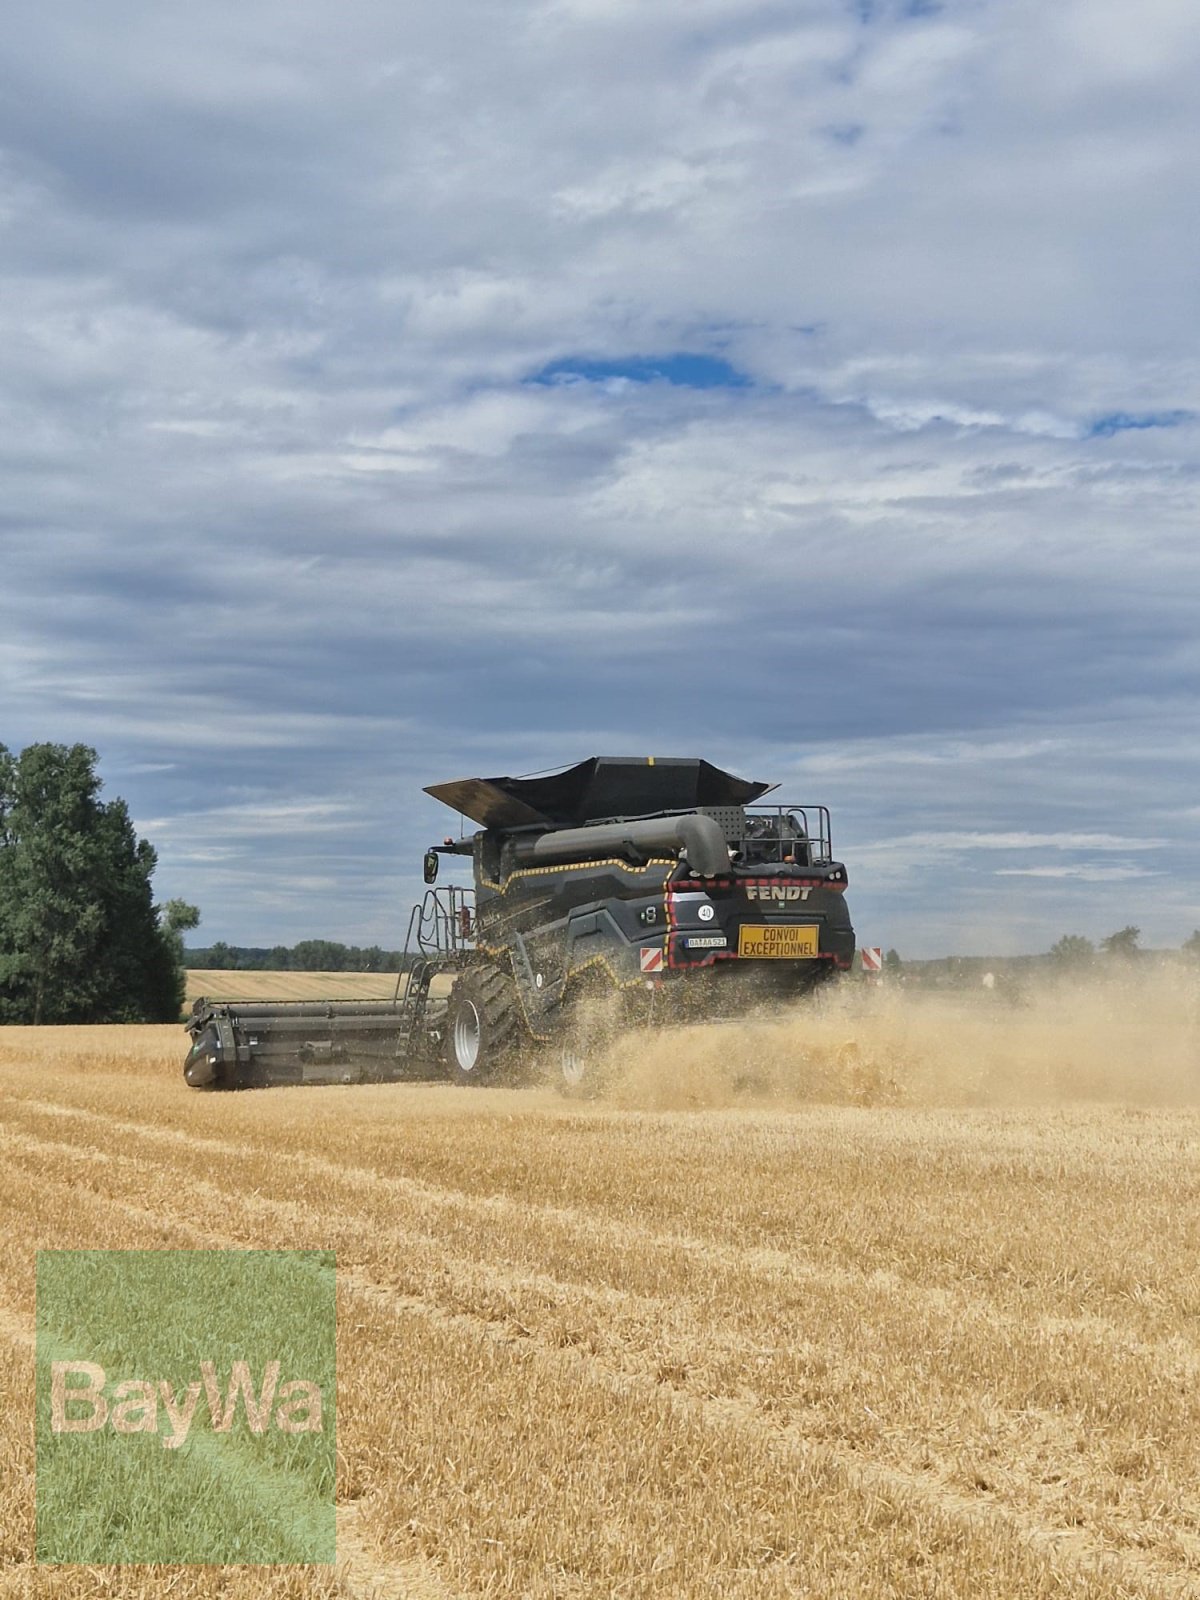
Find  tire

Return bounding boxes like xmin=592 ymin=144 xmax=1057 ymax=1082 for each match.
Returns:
xmin=552 ymin=984 xmax=616 ymax=1097
xmin=444 ymin=964 xmax=520 ymax=1083
xmin=559 ymin=1037 xmax=589 ymax=1092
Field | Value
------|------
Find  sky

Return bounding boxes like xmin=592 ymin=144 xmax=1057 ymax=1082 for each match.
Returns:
xmin=2 ymin=0 xmax=1199 ymax=958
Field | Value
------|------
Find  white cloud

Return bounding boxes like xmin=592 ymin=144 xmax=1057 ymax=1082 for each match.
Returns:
xmin=1 ymin=0 xmax=1198 ymax=949
xmin=862 ymin=832 xmax=1166 ymax=855
xmin=994 ymin=865 xmax=1161 ymax=882
xmin=142 ymin=800 xmax=364 ymax=839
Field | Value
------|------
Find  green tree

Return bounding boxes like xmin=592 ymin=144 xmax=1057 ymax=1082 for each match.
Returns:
xmin=0 ymin=742 xmax=108 ymax=1023
xmin=292 ymin=939 xmax=347 ymax=971
xmin=1048 ymin=934 xmax=1095 ymax=965
xmin=1183 ymin=930 xmax=1200 ymax=959
xmin=0 ymin=743 xmax=193 ymax=1023
xmin=884 ymin=948 xmax=901 ymax=970
xmin=157 ymin=899 xmax=200 ymax=1016
xmin=1101 ymin=925 xmax=1141 ymax=958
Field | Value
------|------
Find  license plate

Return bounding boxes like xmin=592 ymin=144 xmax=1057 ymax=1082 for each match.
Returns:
xmin=737 ymin=924 xmax=819 ymax=959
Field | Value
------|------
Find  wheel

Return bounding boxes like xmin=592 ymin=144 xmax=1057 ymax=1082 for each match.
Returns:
xmin=559 ymin=1039 xmax=588 ymax=1090
xmin=552 ymin=985 xmax=615 ymax=1097
xmin=444 ymin=965 xmax=520 ymax=1083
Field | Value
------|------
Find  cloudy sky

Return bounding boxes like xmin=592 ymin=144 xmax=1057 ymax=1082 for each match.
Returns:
xmin=3 ymin=0 xmax=1199 ymax=957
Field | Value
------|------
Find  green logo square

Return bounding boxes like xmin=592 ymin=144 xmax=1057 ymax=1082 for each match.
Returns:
xmin=35 ymin=1249 xmax=336 ymax=1565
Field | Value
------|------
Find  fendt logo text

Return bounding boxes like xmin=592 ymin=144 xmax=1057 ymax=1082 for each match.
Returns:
xmin=51 ymin=1359 xmax=324 ymax=1451
xmin=745 ymin=884 xmax=812 ymax=902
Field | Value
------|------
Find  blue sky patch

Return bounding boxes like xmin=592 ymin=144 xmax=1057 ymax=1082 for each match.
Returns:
xmin=1088 ymin=410 xmax=1192 ymax=438
xmin=529 ymin=353 xmax=751 ymax=390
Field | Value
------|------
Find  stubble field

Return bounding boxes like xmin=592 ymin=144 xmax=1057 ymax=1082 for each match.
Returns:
xmin=2 ymin=973 xmax=1200 ymax=1598
xmin=184 ymin=971 xmax=406 ymax=1005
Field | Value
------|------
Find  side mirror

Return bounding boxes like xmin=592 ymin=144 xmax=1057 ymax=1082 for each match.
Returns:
xmin=422 ymin=849 xmax=439 ymax=884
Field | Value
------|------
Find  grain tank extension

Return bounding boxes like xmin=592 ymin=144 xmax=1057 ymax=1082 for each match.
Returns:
xmin=184 ymin=756 xmax=855 ymax=1090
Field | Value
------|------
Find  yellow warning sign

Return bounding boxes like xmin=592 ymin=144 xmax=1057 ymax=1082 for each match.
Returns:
xmin=737 ymin=924 xmax=819 ymax=959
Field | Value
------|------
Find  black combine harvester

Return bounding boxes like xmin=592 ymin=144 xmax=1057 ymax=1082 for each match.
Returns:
xmin=184 ymin=756 xmax=855 ymax=1090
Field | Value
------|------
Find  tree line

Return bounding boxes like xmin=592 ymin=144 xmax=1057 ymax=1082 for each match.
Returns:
xmin=0 ymin=744 xmax=197 ymax=1024
xmin=1049 ymin=926 xmax=1200 ymax=963
xmin=187 ymin=940 xmax=406 ymax=972
xmin=878 ymin=928 xmax=1200 ymax=983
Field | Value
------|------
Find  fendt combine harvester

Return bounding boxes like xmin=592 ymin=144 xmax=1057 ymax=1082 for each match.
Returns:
xmin=184 ymin=757 xmax=855 ymax=1090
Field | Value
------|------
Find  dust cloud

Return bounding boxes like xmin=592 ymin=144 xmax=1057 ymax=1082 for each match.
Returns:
xmin=582 ymin=968 xmax=1200 ymax=1110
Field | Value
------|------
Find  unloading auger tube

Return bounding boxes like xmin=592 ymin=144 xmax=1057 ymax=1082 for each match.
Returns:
xmin=183 ymin=755 xmax=856 ymax=1089
xmin=514 ymin=812 xmax=729 ymax=877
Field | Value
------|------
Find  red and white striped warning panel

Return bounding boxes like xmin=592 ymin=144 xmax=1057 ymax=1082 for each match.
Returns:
xmin=639 ymin=946 xmax=664 ymax=973
xmin=861 ymin=946 xmax=883 ymax=972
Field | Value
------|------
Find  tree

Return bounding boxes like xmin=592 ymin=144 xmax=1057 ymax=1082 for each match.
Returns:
xmin=1183 ymin=931 xmax=1200 ymax=959
xmin=0 ymin=744 xmax=102 ymax=1024
xmin=292 ymin=939 xmax=347 ymax=971
xmin=157 ymin=899 xmax=200 ymax=1016
xmin=0 ymin=743 xmax=194 ymax=1023
xmin=1048 ymin=934 xmax=1095 ymax=966
xmin=884 ymin=948 xmax=901 ymax=970
xmin=1101 ymin=926 xmax=1141 ymax=958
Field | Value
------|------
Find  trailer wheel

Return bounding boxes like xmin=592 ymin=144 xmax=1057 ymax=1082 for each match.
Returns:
xmin=445 ymin=965 xmax=519 ymax=1083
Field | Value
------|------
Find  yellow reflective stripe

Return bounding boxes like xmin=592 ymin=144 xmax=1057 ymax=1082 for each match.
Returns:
xmin=477 ymin=858 xmax=675 ymax=894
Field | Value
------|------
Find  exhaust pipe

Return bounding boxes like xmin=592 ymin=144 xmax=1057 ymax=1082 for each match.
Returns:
xmin=516 ymin=812 xmax=729 ymax=878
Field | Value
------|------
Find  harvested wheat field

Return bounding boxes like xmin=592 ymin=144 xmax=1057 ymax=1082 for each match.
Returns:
xmin=3 ymin=973 xmax=1200 ymax=1598
xmin=184 ymin=970 xmax=406 ymax=1005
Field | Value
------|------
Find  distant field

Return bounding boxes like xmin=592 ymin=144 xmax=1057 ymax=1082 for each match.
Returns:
xmin=2 ymin=978 xmax=1200 ymax=1596
xmin=185 ymin=968 xmax=404 ymax=1004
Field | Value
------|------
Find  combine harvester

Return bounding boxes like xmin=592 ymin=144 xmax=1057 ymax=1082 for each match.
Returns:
xmin=184 ymin=756 xmax=855 ymax=1090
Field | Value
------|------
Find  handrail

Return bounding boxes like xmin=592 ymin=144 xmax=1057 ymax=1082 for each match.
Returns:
xmin=739 ymin=803 xmax=833 ymax=866
xmin=394 ymin=886 xmax=477 ymax=1002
